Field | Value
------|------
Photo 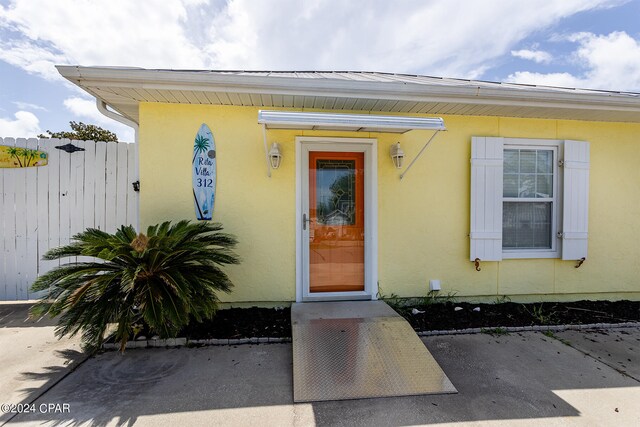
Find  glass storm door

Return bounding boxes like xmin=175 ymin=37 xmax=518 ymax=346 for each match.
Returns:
xmin=307 ymin=151 xmax=365 ymax=293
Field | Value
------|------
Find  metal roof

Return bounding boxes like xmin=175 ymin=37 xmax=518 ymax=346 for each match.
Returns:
xmin=57 ymin=66 xmax=640 ymax=125
xmin=154 ymin=70 xmax=640 ymax=96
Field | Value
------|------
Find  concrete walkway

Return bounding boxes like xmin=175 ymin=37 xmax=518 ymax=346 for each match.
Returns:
xmin=0 ymin=303 xmax=86 ymax=425
xmin=7 ymin=327 xmax=640 ymax=426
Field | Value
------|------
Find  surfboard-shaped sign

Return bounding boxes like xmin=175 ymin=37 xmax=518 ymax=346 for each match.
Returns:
xmin=0 ymin=145 xmax=48 ymax=168
xmin=192 ymin=124 xmax=216 ymax=220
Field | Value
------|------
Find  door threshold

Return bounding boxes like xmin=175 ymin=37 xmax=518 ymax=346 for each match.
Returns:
xmin=302 ymin=294 xmax=373 ymax=302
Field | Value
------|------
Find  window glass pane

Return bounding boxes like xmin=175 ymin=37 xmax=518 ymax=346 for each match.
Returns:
xmin=519 ymin=150 xmax=536 ymax=173
xmin=316 ymin=159 xmax=356 ymax=225
xmin=533 ymin=223 xmax=551 ymax=248
xmin=502 ymin=221 xmax=517 ymax=248
xmin=504 ymin=150 xmax=519 ymax=173
xmin=309 ymin=152 xmax=365 ymax=294
xmin=503 ymin=202 xmax=552 ymax=249
xmin=537 ymin=150 xmax=553 ymax=173
xmin=518 ymin=174 xmax=536 ymax=197
xmin=503 ymin=148 xmax=554 ymax=200
xmin=536 ymin=174 xmax=553 ymax=198
xmin=503 ymin=174 xmax=518 ymax=197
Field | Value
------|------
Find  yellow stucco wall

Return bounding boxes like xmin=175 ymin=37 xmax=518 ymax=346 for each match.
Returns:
xmin=138 ymin=103 xmax=640 ymax=302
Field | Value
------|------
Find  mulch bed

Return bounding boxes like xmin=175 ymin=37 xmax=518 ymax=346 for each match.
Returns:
xmin=396 ymin=300 xmax=640 ymax=332
xmin=177 ymin=300 xmax=638 ymax=340
xmin=180 ymin=307 xmax=292 ymax=339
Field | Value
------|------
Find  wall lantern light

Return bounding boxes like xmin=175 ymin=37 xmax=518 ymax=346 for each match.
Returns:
xmin=259 ymin=111 xmax=445 ymax=179
xmin=268 ymin=142 xmax=282 ymax=169
xmin=390 ymin=142 xmax=404 ymax=169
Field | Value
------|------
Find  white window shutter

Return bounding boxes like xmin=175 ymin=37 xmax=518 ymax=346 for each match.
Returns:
xmin=470 ymin=137 xmax=504 ymax=261
xmin=562 ymin=140 xmax=590 ymax=260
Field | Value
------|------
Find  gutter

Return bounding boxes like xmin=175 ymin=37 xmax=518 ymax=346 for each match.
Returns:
xmin=57 ymin=66 xmax=640 ymax=114
xmin=96 ymin=99 xmax=138 ymax=130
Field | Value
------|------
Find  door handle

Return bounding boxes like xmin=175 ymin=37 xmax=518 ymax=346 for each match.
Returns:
xmin=303 ymin=213 xmax=312 ymax=230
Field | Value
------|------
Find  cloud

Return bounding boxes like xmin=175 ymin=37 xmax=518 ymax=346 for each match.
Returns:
xmin=63 ymin=97 xmax=135 ymax=142
xmin=202 ymin=0 xmax=619 ymax=78
xmin=511 ymin=49 xmax=553 ymax=64
xmin=507 ymin=31 xmax=640 ymax=91
xmin=63 ymin=97 xmax=108 ymax=122
xmin=0 ymin=40 xmax=66 ymax=81
xmin=0 ymin=0 xmax=207 ymax=81
xmin=0 ymin=0 xmax=621 ymax=81
xmin=506 ymin=71 xmax=582 ymax=88
xmin=0 ymin=111 xmax=42 ymax=137
xmin=13 ymin=101 xmax=48 ymax=111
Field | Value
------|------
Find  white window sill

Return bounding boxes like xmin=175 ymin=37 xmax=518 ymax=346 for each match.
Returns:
xmin=502 ymin=250 xmax=559 ymax=259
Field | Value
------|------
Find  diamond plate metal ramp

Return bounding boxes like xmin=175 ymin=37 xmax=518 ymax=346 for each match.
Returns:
xmin=291 ymin=301 xmax=457 ymax=402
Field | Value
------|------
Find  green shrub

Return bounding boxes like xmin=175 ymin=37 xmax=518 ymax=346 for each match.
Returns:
xmin=30 ymin=220 xmax=239 ymax=353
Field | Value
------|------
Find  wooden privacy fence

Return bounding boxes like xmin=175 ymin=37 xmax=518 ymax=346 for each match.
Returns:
xmin=0 ymin=137 xmax=138 ymax=300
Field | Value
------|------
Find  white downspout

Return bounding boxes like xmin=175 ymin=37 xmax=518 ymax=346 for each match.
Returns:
xmin=96 ymin=99 xmax=140 ymax=230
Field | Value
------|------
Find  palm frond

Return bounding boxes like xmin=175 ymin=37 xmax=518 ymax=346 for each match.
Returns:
xmin=30 ymin=221 xmax=239 ymax=353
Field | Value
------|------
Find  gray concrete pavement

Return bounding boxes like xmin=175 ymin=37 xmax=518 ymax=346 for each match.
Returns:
xmin=8 ymin=328 xmax=640 ymax=426
xmin=0 ymin=303 xmax=86 ymax=425
xmin=555 ymin=328 xmax=640 ymax=381
xmin=312 ymin=329 xmax=640 ymax=427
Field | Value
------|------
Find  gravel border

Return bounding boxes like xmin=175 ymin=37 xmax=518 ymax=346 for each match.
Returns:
xmin=416 ymin=321 xmax=640 ymax=336
xmin=102 ymin=336 xmax=292 ymax=350
xmin=102 ymin=321 xmax=640 ymax=350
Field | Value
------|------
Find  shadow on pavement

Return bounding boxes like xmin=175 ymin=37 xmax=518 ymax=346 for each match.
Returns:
xmin=1 ymin=349 xmax=87 ymax=426
xmin=7 ymin=330 xmax=640 ymax=426
xmin=0 ymin=303 xmax=57 ymax=328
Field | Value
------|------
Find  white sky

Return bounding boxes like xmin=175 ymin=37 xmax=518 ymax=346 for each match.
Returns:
xmin=0 ymin=0 xmax=639 ymax=141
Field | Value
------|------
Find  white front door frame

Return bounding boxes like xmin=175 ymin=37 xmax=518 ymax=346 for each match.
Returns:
xmin=295 ymin=136 xmax=378 ymax=302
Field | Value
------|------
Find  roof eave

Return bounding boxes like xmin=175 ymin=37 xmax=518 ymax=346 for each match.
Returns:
xmin=56 ymin=65 xmax=640 ymax=118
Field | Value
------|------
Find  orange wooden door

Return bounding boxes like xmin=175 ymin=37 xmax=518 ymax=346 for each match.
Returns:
xmin=308 ymin=152 xmax=365 ymax=293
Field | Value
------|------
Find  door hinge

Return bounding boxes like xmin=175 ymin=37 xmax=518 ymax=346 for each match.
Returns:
xmin=558 ymin=160 xmax=564 ymax=167
xmin=557 ymin=231 xmax=564 ymax=239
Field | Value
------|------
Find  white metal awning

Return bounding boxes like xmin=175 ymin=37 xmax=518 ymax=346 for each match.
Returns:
xmin=258 ymin=110 xmax=445 ymax=133
xmin=258 ymin=110 xmax=446 ymax=179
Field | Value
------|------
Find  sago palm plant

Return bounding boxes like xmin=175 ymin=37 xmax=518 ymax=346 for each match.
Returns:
xmin=30 ymin=220 xmax=239 ymax=353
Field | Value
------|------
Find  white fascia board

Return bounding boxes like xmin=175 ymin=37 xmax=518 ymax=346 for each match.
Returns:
xmin=56 ymin=66 xmax=640 ymax=114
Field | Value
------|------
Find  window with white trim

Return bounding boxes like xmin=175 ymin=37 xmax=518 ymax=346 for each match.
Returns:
xmin=470 ymin=137 xmax=589 ymax=262
xmin=502 ymin=142 xmax=560 ymax=258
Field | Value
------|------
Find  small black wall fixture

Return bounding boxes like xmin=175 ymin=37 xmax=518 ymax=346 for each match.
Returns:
xmin=132 ymin=181 xmax=140 ymax=192
xmin=55 ymin=143 xmax=85 ymax=153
